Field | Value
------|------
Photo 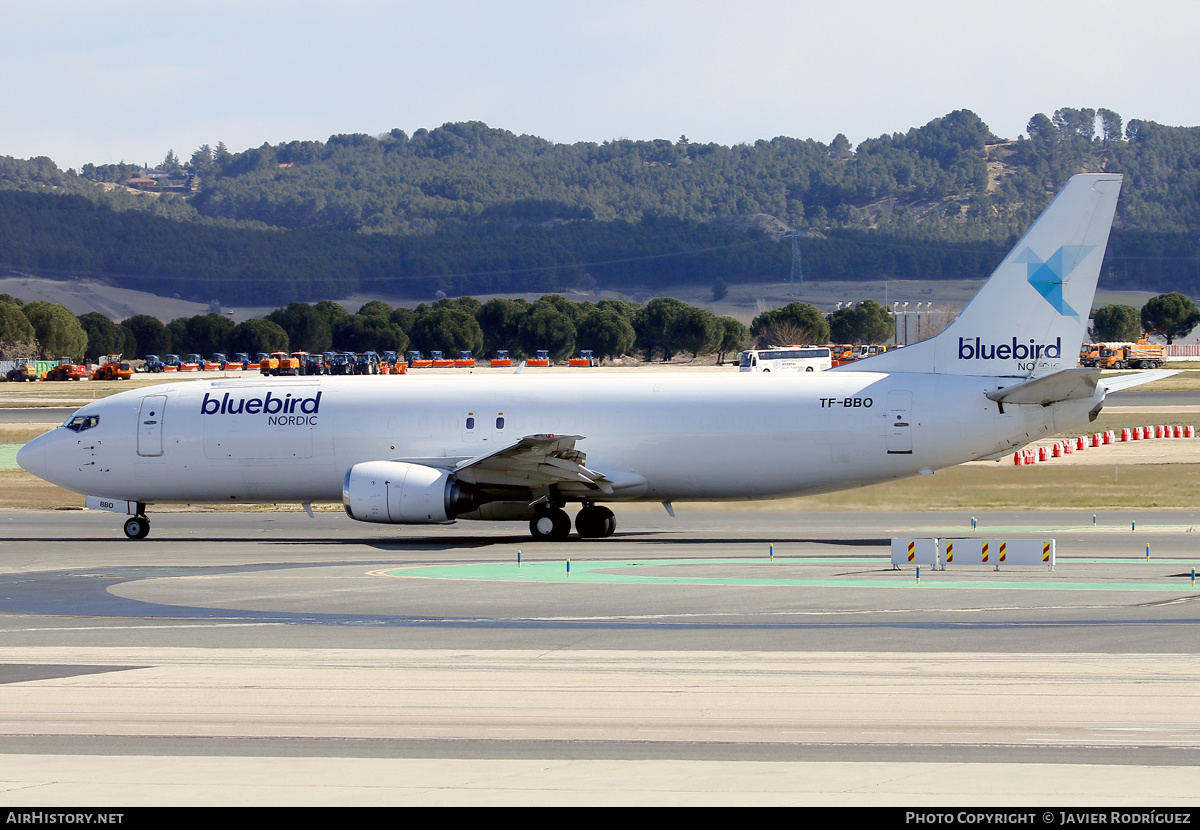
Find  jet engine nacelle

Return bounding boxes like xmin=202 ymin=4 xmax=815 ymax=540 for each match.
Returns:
xmin=342 ymin=460 xmax=480 ymax=524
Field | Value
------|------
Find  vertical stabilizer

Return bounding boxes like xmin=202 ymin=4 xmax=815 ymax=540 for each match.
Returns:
xmin=843 ymin=173 xmax=1122 ymax=377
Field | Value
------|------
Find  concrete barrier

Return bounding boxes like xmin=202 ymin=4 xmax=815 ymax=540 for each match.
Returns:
xmin=943 ymin=538 xmax=1055 ymax=570
xmin=891 ymin=538 xmax=938 ymax=567
xmin=944 ymin=538 xmax=990 ymax=566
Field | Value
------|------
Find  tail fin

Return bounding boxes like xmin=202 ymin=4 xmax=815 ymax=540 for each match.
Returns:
xmin=845 ymin=173 xmax=1122 ymax=377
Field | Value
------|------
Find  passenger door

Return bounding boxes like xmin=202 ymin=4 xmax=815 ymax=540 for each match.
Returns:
xmin=137 ymin=395 xmax=166 ymax=457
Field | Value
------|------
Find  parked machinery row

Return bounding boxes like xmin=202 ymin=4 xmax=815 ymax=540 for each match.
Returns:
xmin=4 ymin=355 xmax=128 ymax=382
xmin=19 ymin=348 xmax=605 ymax=382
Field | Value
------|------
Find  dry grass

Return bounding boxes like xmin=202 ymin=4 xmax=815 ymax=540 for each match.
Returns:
xmin=0 ymin=470 xmax=80 ymax=509
xmin=0 ymin=424 xmax=56 ymax=444
xmin=787 ymin=463 xmax=1200 ymax=512
xmin=1121 ymin=369 xmax=1200 ymax=392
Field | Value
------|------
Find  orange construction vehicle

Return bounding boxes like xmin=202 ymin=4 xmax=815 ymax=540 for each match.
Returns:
xmin=1097 ymin=336 xmax=1165 ymax=370
xmin=89 ymin=355 xmax=133 ymax=381
xmin=1079 ymin=343 xmax=1102 ymax=367
xmin=260 ymin=351 xmax=301 ymax=376
xmin=43 ymin=358 xmax=87 ymax=381
xmin=828 ymin=344 xmax=857 ymax=367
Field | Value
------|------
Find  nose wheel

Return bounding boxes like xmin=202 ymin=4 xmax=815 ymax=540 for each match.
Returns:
xmin=123 ymin=515 xmax=150 ymax=540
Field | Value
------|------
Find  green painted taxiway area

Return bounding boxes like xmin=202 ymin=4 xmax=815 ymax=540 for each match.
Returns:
xmin=0 ymin=444 xmax=20 ymax=469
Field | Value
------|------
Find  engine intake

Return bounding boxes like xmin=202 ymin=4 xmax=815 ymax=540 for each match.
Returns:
xmin=342 ymin=461 xmax=482 ymax=524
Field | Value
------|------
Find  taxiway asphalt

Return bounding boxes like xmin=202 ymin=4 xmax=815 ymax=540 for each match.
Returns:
xmin=3 ymin=507 xmax=1200 ymax=804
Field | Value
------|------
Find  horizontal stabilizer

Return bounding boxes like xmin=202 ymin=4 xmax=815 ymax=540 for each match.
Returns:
xmin=986 ymin=368 xmax=1100 ymax=406
xmin=1101 ymin=370 xmax=1179 ymax=393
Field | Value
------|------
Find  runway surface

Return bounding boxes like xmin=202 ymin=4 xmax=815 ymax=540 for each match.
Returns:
xmin=4 ymin=507 xmax=1200 ymax=805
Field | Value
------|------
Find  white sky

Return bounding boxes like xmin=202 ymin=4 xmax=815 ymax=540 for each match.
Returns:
xmin=3 ymin=0 xmax=1198 ymax=170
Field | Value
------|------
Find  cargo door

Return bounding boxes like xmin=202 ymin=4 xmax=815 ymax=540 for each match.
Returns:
xmin=137 ymin=395 xmax=166 ymax=457
xmin=885 ymin=390 xmax=913 ymax=455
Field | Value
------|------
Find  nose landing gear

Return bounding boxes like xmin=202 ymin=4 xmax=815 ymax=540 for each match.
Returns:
xmin=123 ymin=514 xmax=150 ymax=540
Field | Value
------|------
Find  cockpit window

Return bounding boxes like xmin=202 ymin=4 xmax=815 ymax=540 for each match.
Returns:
xmin=63 ymin=414 xmax=99 ymax=432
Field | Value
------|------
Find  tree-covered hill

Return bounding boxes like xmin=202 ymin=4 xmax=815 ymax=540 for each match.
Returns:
xmin=1 ymin=107 xmax=1198 ymax=305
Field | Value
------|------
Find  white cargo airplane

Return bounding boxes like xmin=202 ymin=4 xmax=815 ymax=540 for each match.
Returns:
xmin=18 ymin=173 xmax=1163 ymax=540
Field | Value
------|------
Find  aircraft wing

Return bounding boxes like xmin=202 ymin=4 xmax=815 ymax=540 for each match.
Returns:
xmin=393 ymin=434 xmax=645 ymax=500
xmin=986 ymin=368 xmax=1101 ymax=405
xmin=446 ymin=434 xmax=616 ymax=494
xmin=1101 ymin=370 xmax=1179 ymax=393
xmin=985 ymin=367 xmax=1178 ymax=407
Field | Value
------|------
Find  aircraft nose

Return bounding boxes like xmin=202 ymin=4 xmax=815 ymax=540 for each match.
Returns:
xmin=16 ymin=435 xmax=47 ymax=479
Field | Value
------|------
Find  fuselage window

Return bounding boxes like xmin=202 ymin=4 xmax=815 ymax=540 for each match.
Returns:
xmin=466 ymin=416 xmax=475 ymax=430
xmin=496 ymin=416 xmax=505 ymax=430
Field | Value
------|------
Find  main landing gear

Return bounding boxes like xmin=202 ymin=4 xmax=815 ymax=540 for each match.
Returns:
xmin=529 ymin=503 xmax=616 ymax=541
xmin=123 ymin=514 xmax=150 ymax=540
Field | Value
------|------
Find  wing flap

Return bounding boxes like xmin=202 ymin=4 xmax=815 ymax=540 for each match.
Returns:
xmin=392 ymin=434 xmax=644 ymax=498
xmin=452 ymin=434 xmax=610 ymax=493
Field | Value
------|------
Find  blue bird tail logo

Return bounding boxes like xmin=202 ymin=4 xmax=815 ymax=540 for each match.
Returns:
xmin=1015 ymin=245 xmax=1094 ymax=319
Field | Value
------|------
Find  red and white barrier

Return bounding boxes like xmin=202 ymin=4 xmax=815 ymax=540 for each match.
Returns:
xmin=1015 ymin=425 xmax=1194 ymax=469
